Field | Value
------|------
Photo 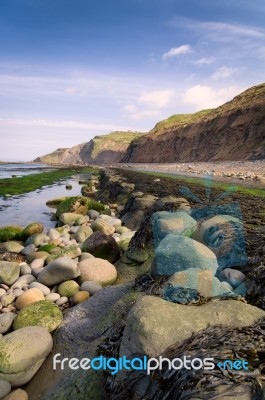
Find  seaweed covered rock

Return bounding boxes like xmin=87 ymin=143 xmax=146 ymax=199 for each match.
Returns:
xmin=119 ymin=296 xmax=265 ymax=358
xmin=0 ymin=226 xmax=22 ymax=243
xmin=55 ymin=196 xmax=104 ymax=219
xmin=19 ymin=223 xmax=44 ymax=240
xmin=110 ymin=318 xmax=265 ymax=400
xmin=57 ymin=280 xmax=80 ymax=298
xmin=13 ymin=300 xmax=63 ymax=332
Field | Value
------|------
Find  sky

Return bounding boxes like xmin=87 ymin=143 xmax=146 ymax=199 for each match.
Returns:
xmin=0 ymin=0 xmax=265 ymax=161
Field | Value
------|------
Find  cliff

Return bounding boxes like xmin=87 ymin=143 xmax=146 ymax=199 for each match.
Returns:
xmin=122 ymin=83 xmax=265 ymax=162
xmin=34 ymin=131 xmax=144 ymax=164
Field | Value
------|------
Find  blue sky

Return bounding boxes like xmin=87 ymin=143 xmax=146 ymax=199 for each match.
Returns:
xmin=0 ymin=0 xmax=265 ymax=161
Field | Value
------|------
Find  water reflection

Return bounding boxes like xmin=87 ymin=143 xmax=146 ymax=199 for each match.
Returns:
xmin=0 ymin=175 xmax=87 ymax=229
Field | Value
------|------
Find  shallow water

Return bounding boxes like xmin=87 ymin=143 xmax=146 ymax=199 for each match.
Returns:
xmin=0 ymin=163 xmax=53 ymax=179
xmin=0 ymin=175 xmax=87 ymax=229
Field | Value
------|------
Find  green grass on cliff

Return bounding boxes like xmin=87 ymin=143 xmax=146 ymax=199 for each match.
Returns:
xmin=0 ymin=167 xmax=97 ymax=196
xmin=139 ymin=171 xmax=265 ymax=197
xmin=91 ymin=131 xmax=144 ymax=158
xmin=151 ymin=109 xmax=214 ymax=132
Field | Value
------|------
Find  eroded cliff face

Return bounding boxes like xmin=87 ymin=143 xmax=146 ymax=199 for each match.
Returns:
xmin=34 ymin=131 xmax=144 ymax=164
xmin=122 ymin=84 xmax=265 ymax=162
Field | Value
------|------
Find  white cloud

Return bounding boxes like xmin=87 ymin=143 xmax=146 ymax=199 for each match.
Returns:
xmin=162 ymin=45 xmax=192 ymax=60
xmin=138 ymin=89 xmax=174 ymax=108
xmin=195 ymin=57 xmax=216 ymax=66
xmin=183 ymin=85 xmax=242 ymax=110
xmin=212 ymin=66 xmax=238 ymax=79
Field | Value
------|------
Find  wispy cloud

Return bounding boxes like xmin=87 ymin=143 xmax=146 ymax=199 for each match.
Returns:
xmin=162 ymin=45 xmax=192 ymax=60
xmin=201 ymin=22 xmax=265 ymax=39
xmin=212 ymin=66 xmax=238 ymax=79
xmin=195 ymin=57 xmax=216 ymax=66
xmin=0 ymin=118 xmax=130 ymax=131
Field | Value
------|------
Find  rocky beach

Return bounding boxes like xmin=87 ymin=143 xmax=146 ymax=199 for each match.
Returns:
xmin=0 ymin=165 xmax=264 ymax=399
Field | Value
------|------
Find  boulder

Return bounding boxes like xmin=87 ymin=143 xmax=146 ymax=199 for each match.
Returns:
xmin=0 ymin=326 xmax=53 ymax=387
xmin=13 ymin=300 xmax=63 ymax=332
xmin=0 ymin=262 xmax=20 ymax=286
xmin=192 ymin=214 xmax=247 ymax=269
xmin=78 ymin=258 xmax=117 ymax=286
xmin=164 ymin=269 xmax=233 ymax=303
xmin=120 ymin=296 xmax=265 ymax=358
xmin=154 ymin=235 xmax=218 ymax=276
xmin=82 ymin=232 xmax=120 ymax=263
xmin=152 ymin=211 xmax=197 ymax=244
xmin=15 ymin=288 xmax=45 ymax=310
xmin=37 ymin=256 xmax=80 ymax=286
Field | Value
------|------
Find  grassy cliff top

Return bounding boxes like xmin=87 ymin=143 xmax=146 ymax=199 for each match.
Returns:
xmin=91 ymin=130 xmax=145 ymax=158
xmin=150 ymin=82 xmax=265 ymax=136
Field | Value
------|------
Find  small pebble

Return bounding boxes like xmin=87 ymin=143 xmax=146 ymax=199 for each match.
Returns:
xmin=56 ymin=296 xmax=68 ymax=306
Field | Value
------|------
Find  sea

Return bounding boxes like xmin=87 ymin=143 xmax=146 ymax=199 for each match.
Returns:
xmin=0 ymin=163 xmax=86 ymax=228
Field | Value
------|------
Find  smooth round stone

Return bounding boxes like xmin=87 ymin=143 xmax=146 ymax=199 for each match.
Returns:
xmin=15 ymin=288 xmax=45 ymax=310
xmin=0 ymin=379 xmax=11 ymax=399
xmin=37 ymin=256 xmax=80 ymax=286
xmin=0 ymin=242 xmax=24 ymax=254
xmin=80 ymin=281 xmax=102 ymax=296
xmin=0 ymin=313 xmax=16 ymax=334
xmin=0 ymin=285 xmax=8 ymax=291
xmin=1 ymin=388 xmax=28 ymax=400
xmin=21 ymin=244 xmax=36 ymax=256
xmin=0 ymin=289 xmax=6 ymax=297
xmin=30 ymin=258 xmax=45 ymax=269
xmin=45 ymin=293 xmax=60 ymax=302
xmin=20 ymin=264 xmax=32 ymax=276
xmin=55 ymin=297 xmax=68 ymax=306
xmin=29 ymin=282 xmax=50 ymax=296
xmin=0 ymin=262 xmax=20 ymax=286
xmin=78 ymin=258 xmax=117 ymax=286
xmin=72 ymin=291 xmax=90 ymax=305
xmin=11 ymin=275 xmax=36 ymax=290
xmin=57 ymin=281 xmax=80 ymax=298
xmin=88 ymin=210 xmax=99 ymax=220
